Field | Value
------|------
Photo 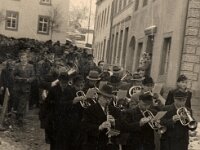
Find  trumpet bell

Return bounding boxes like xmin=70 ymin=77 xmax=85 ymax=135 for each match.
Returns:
xmin=188 ymin=120 xmax=197 ymax=129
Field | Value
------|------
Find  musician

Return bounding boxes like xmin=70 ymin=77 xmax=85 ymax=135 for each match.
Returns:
xmin=97 ymin=60 xmax=105 ymax=73
xmin=82 ymin=84 xmax=121 ymax=150
xmin=13 ymin=51 xmax=35 ymax=126
xmin=44 ymin=74 xmax=85 ymax=150
xmin=128 ymin=72 xmax=144 ymax=109
xmin=122 ymin=92 xmax=156 ymax=150
xmin=0 ymin=59 xmax=15 ymax=112
xmin=165 ymin=74 xmax=192 ymax=108
xmin=160 ymin=90 xmax=197 ymax=150
xmin=84 ymin=70 xmax=101 ymax=91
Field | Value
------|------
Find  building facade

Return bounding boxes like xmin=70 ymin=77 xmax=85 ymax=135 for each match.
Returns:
xmin=93 ymin=0 xmax=113 ymax=62
xmin=94 ymin=0 xmax=200 ymax=119
xmin=0 ymin=0 xmax=70 ymax=43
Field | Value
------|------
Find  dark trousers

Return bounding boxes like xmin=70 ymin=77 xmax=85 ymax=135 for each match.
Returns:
xmin=16 ymin=92 xmax=30 ymax=121
xmin=160 ymin=138 xmax=188 ymax=150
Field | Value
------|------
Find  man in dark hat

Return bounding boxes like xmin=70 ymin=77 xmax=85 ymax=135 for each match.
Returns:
xmin=122 ymin=92 xmax=157 ymax=150
xmin=128 ymin=72 xmax=144 ymax=109
xmin=44 ymin=74 xmax=85 ymax=150
xmin=82 ymin=84 xmax=121 ymax=150
xmin=84 ymin=70 xmax=101 ymax=90
xmin=160 ymin=90 xmax=197 ymax=150
xmin=165 ymin=74 xmax=192 ymax=108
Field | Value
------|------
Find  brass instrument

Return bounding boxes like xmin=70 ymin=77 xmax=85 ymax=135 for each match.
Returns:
xmin=76 ymin=91 xmax=91 ymax=108
xmin=142 ymin=109 xmax=167 ymax=134
xmin=177 ymin=107 xmax=197 ymax=129
xmin=106 ymin=105 xmax=120 ymax=144
xmin=129 ymin=86 xmax=142 ymax=97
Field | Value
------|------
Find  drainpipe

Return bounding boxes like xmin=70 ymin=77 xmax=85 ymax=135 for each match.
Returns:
xmin=178 ymin=0 xmax=190 ymax=77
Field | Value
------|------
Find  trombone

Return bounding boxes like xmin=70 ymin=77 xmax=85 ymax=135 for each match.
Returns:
xmin=177 ymin=107 xmax=197 ymax=129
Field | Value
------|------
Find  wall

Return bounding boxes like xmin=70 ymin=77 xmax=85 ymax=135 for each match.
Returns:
xmin=93 ymin=0 xmax=113 ymax=63
xmin=180 ymin=0 xmax=200 ymax=120
xmin=128 ymin=0 xmax=188 ymax=87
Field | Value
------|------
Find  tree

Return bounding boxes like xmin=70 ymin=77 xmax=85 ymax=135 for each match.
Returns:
xmin=0 ymin=10 xmax=5 ymax=25
xmin=69 ymin=6 xmax=89 ymax=30
xmin=49 ymin=7 xmax=63 ymax=40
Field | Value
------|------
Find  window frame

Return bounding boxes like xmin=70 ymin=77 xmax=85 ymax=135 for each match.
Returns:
xmin=37 ymin=15 xmax=50 ymax=35
xmin=5 ymin=10 xmax=19 ymax=31
xmin=40 ymin=0 xmax=51 ymax=6
xmin=159 ymin=36 xmax=172 ymax=75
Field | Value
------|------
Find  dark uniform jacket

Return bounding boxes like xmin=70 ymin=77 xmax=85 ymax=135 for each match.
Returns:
xmin=44 ymin=84 xmax=83 ymax=150
xmin=160 ymin=104 xmax=196 ymax=150
xmin=165 ymin=88 xmax=192 ymax=108
xmin=121 ymin=106 xmax=156 ymax=150
xmin=82 ymin=103 xmax=121 ymax=150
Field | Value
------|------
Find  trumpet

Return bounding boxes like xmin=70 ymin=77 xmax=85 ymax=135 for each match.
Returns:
xmin=142 ymin=109 xmax=167 ymax=134
xmin=129 ymin=86 xmax=142 ymax=97
xmin=177 ymin=107 xmax=197 ymax=129
xmin=76 ymin=91 xmax=91 ymax=108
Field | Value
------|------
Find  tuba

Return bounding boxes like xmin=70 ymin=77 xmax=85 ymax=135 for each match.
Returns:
xmin=129 ymin=86 xmax=142 ymax=97
xmin=76 ymin=91 xmax=91 ymax=108
xmin=142 ymin=109 xmax=167 ymax=134
xmin=177 ymin=107 xmax=197 ymax=129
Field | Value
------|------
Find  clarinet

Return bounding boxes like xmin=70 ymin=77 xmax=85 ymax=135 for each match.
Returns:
xmin=106 ymin=105 xmax=113 ymax=145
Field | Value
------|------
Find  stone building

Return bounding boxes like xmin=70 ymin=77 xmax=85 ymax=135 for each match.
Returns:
xmin=93 ymin=0 xmax=134 ymax=66
xmin=0 ymin=0 xmax=70 ymax=43
xmin=93 ymin=0 xmax=113 ymax=62
xmin=94 ymin=0 xmax=200 ymax=119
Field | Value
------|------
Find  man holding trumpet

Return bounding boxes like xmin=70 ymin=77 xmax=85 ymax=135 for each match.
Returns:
xmin=121 ymin=92 xmax=158 ymax=150
xmin=160 ymin=90 xmax=197 ymax=150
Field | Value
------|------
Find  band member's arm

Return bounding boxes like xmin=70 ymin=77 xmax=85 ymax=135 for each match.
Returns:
xmin=120 ymin=110 xmax=142 ymax=132
xmin=165 ymin=90 xmax=174 ymax=106
xmin=186 ymin=92 xmax=192 ymax=109
xmin=82 ymin=108 xmax=102 ymax=137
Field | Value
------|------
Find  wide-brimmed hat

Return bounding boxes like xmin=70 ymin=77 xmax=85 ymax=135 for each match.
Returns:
xmin=131 ymin=72 xmax=145 ymax=81
xmin=112 ymin=66 xmax=123 ymax=73
xmin=98 ymin=84 xmax=114 ymax=98
xmin=87 ymin=70 xmax=101 ymax=81
xmin=108 ymin=75 xmax=121 ymax=86
xmin=139 ymin=91 xmax=153 ymax=104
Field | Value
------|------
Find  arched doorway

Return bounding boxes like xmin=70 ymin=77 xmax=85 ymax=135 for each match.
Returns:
xmin=126 ymin=36 xmax=136 ymax=72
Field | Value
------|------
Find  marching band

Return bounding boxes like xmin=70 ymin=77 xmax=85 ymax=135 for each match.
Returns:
xmin=0 ymin=44 xmax=197 ymax=150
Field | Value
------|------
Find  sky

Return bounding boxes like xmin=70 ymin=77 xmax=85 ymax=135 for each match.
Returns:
xmin=70 ymin=0 xmax=96 ymax=29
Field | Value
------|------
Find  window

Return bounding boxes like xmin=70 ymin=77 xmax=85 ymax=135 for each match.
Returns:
xmin=160 ymin=37 xmax=172 ymax=75
xmin=107 ymin=6 xmax=110 ymax=25
xmin=135 ymin=0 xmax=139 ymax=11
xmin=5 ymin=11 xmax=19 ymax=31
xmin=38 ymin=16 xmax=50 ymax=34
xmin=143 ymin=0 xmax=148 ymax=6
xmin=136 ymin=42 xmax=143 ymax=68
xmin=104 ymin=9 xmax=107 ymax=27
xmin=119 ymin=0 xmax=122 ymax=11
xmin=124 ymin=0 xmax=127 ymax=8
xmin=40 ymin=0 xmax=51 ymax=5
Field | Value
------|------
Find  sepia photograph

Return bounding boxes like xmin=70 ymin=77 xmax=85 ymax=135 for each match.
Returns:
xmin=0 ymin=0 xmax=199 ymax=150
